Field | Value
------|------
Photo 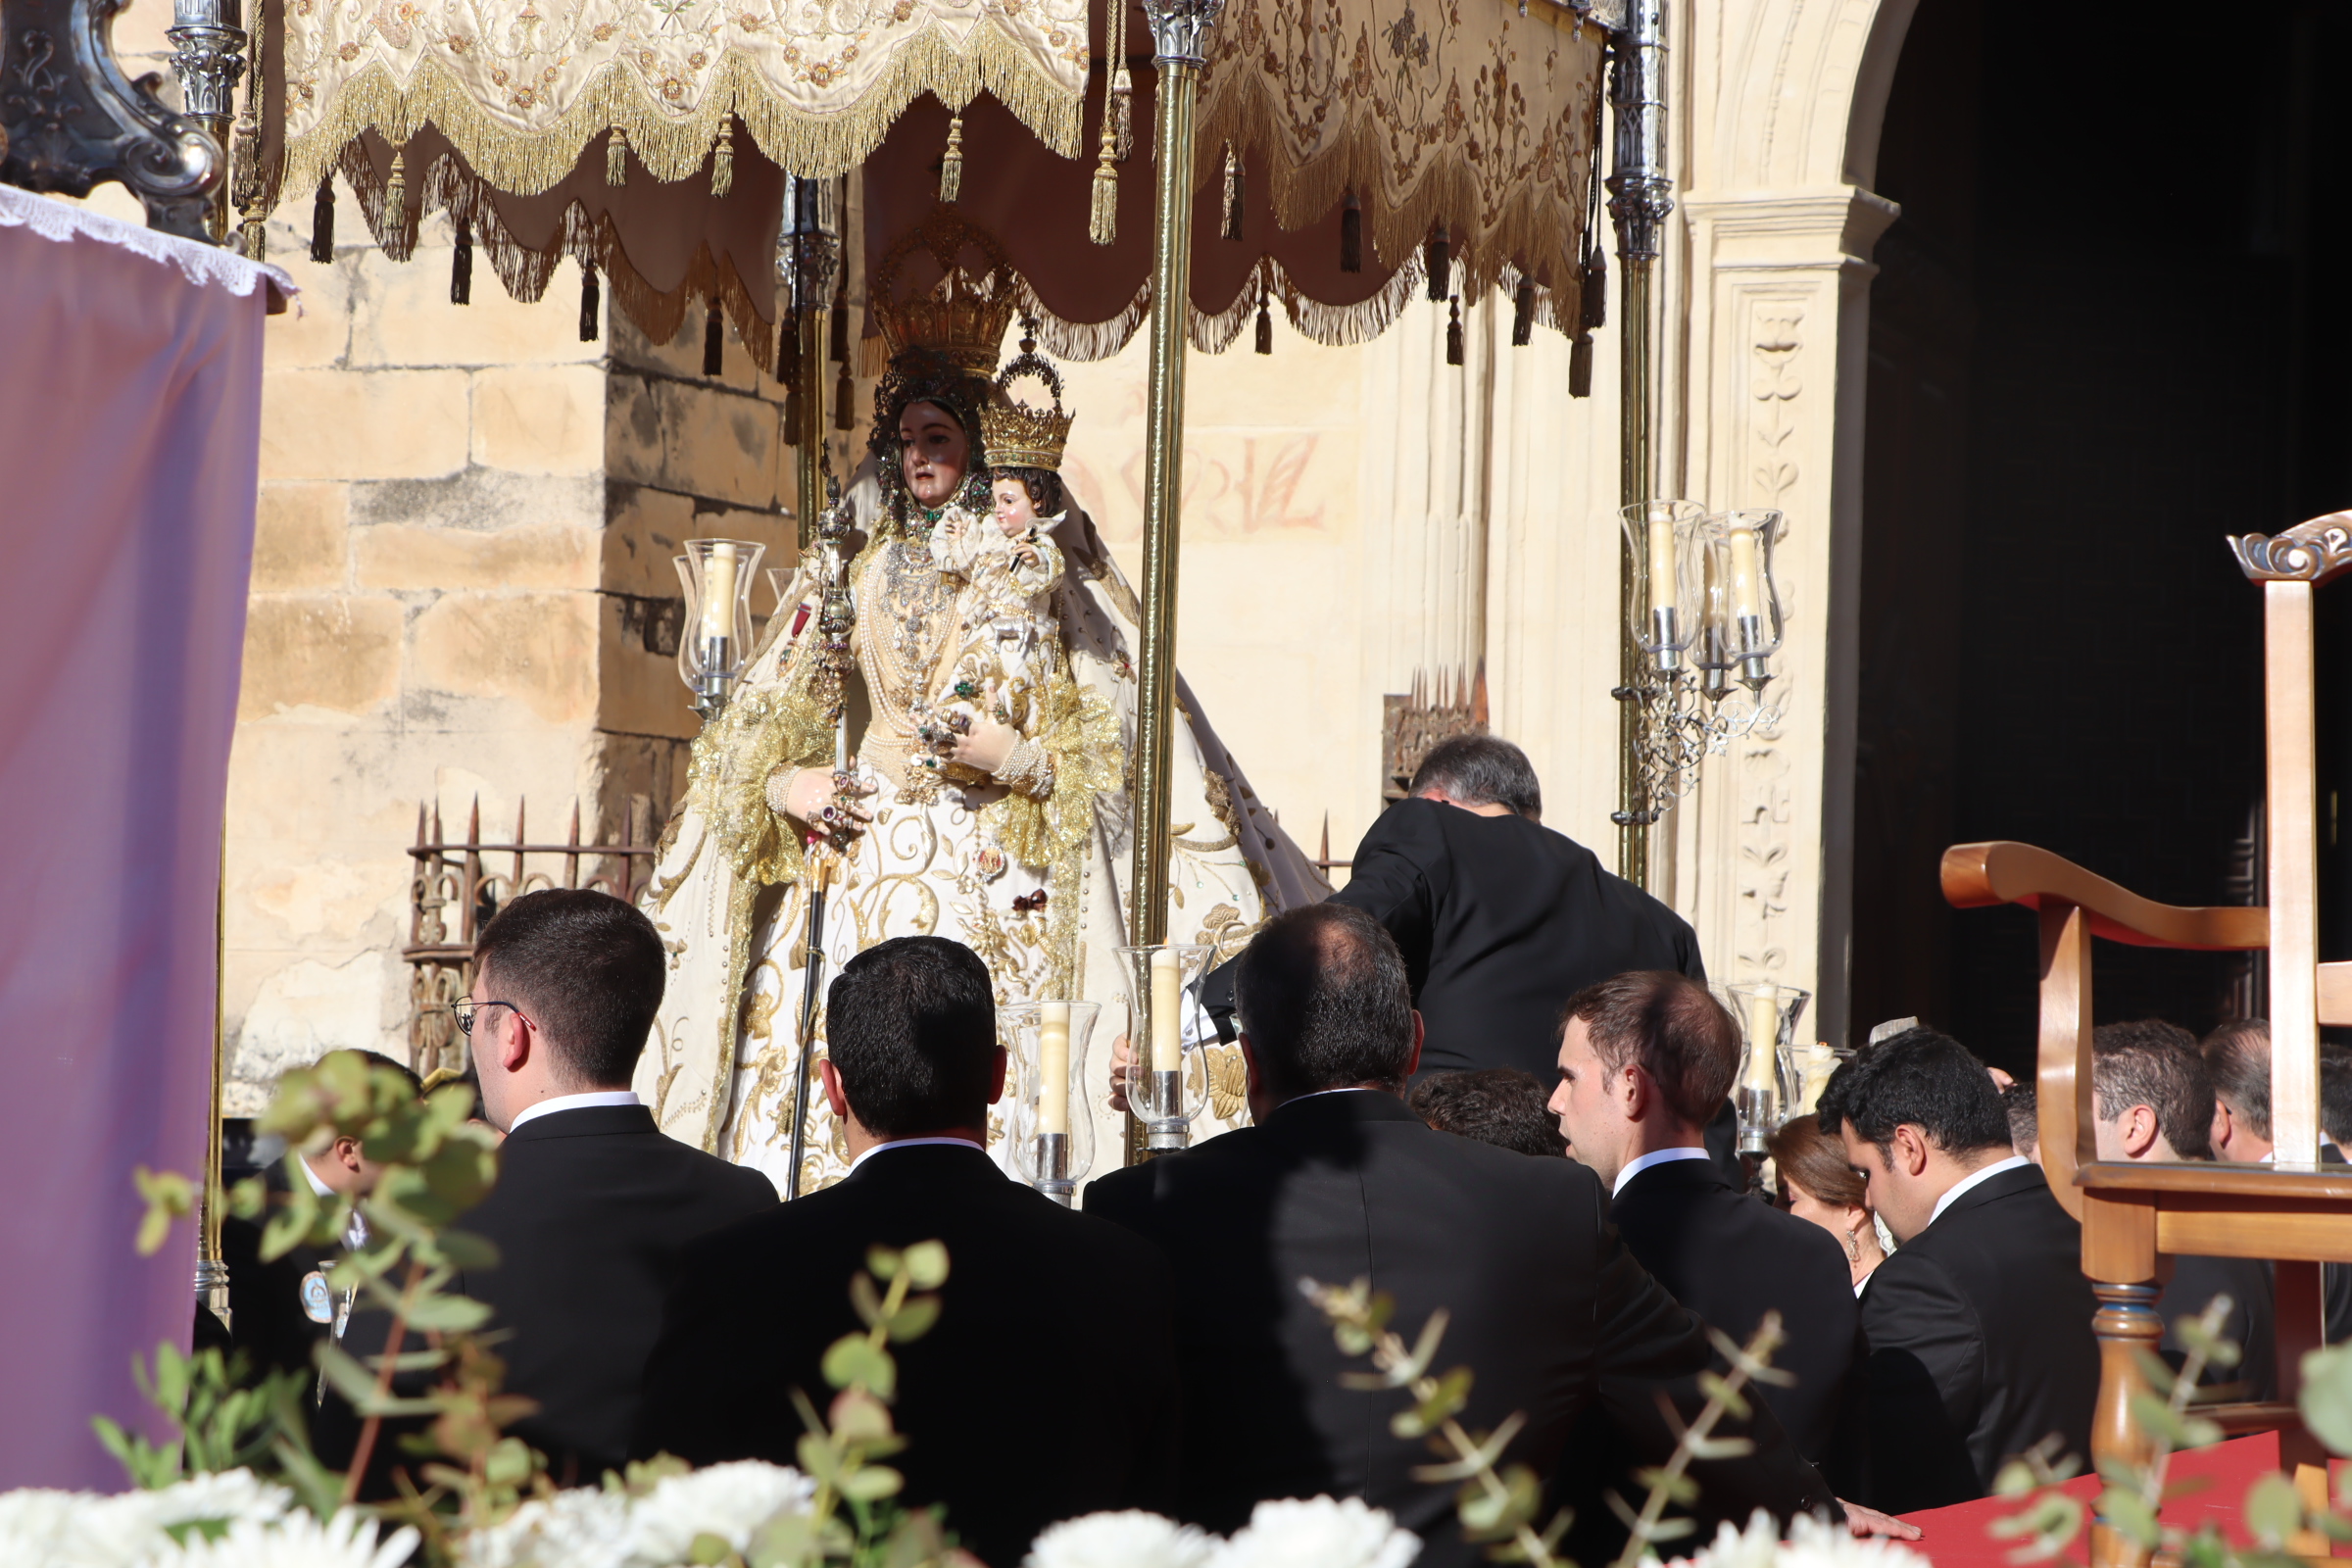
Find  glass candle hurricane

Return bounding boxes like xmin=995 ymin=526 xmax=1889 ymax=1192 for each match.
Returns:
xmin=676 ymin=538 xmax=766 ymax=715
xmin=1619 ymin=500 xmax=1709 ymax=672
xmin=1691 ymin=511 xmax=1787 ymax=691
xmin=1723 ymin=980 xmax=1811 ymax=1155
xmin=1115 ymin=944 xmax=1217 ymax=1152
xmin=1001 ymin=1001 xmax=1101 ymax=1205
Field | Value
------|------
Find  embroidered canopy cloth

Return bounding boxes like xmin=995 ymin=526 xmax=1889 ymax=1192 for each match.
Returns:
xmin=267 ymin=0 xmax=1601 ymax=352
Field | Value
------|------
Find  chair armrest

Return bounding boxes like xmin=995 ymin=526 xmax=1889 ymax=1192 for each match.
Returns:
xmin=1940 ymin=842 xmax=2267 ymax=951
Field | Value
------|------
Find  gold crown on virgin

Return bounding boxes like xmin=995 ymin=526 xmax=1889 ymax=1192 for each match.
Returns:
xmin=870 ymin=208 xmax=1020 ymax=376
xmin=980 ymin=337 xmax=1075 ymax=472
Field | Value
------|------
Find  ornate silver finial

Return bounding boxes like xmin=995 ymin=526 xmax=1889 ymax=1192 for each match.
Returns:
xmin=1141 ymin=0 xmax=1227 ymax=66
xmin=1604 ymin=0 xmax=1672 ymax=262
xmin=2229 ymin=511 xmax=2352 ymax=585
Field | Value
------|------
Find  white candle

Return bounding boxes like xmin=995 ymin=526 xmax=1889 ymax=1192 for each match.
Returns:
xmin=1646 ymin=505 xmax=1677 ymax=622
xmin=1150 ymin=949 xmax=1182 ymax=1074
xmin=1728 ymin=525 xmax=1762 ymax=628
xmin=701 ymin=542 xmax=739 ymax=644
xmin=1038 ymin=1003 xmax=1070 ymax=1137
xmin=1744 ymin=991 xmax=1781 ymax=1090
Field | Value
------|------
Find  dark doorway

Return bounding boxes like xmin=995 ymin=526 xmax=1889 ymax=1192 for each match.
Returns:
xmin=1850 ymin=0 xmax=2352 ymax=1075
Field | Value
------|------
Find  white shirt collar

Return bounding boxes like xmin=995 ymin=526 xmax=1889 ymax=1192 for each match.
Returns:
xmin=1611 ymin=1145 xmax=1713 ymax=1199
xmin=508 ymin=1089 xmax=642 ymax=1133
xmin=848 ymin=1135 xmax=989 ymax=1174
xmin=299 ymin=1154 xmax=368 ymax=1250
xmin=1928 ymin=1153 xmax=2033 ymax=1227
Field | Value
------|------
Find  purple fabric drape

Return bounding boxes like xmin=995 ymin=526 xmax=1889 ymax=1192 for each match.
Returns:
xmin=0 ymin=189 xmax=273 ymax=1491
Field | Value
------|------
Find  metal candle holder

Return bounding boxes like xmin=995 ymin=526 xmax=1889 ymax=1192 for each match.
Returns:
xmin=1001 ymin=1001 xmax=1101 ymax=1204
xmin=1722 ymin=980 xmax=1811 ymax=1156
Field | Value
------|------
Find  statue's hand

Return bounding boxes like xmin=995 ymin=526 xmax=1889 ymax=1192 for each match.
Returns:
xmin=943 ymin=706 xmax=1019 ymax=773
xmin=781 ymin=766 xmax=874 ymax=839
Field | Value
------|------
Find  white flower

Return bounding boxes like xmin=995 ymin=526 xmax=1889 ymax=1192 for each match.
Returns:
xmin=0 ymin=1469 xmax=294 ymax=1568
xmin=1025 ymin=1510 xmax=1218 ymax=1568
xmin=1665 ymin=1509 xmax=1931 ymax=1568
xmin=1207 ymin=1496 xmax=1420 ymax=1568
xmin=461 ymin=1488 xmax=634 ymax=1568
xmin=625 ymin=1461 xmax=817 ymax=1564
xmin=148 ymin=1506 xmax=417 ymax=1568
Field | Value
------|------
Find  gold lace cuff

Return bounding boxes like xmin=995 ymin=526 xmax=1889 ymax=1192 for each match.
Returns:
xmin=993 ymin=739 xmax=1054 ymax=799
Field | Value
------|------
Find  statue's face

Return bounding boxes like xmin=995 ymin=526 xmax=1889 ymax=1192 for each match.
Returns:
xmin=899 ymin=401 xmax=969 ymax=508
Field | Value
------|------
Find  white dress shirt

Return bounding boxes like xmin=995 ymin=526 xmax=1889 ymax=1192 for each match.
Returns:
xmin=507 ymin=1089 xmax=643 ymax=1133
xmin=847 ymin=1135 xmax=989 ymax=1174
xmin=1610 ymin=1144 xmax=1713 ymax=1199
xmin=299 ymin=1154 xmax=368 ymax=1252
xmin=1927 ymin=1152 xmax=2032 ymax=1228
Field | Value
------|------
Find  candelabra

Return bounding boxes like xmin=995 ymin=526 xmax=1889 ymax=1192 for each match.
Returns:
xmin=1002 ymin=1002 xmax=1101 ymax=1204
xmin=1724 ymin=980 xmax=1810 ymax=1156
xmin=1611 ymin=503 xmax=1789 ymax=826
xmin=675 ymin=538 xmax=765 ymax=722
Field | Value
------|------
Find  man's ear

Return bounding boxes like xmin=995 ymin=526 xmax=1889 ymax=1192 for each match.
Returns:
xmin=2125 ymin=1103 xmax=2160 ymax=1158
xmin=1240 ymin=1036 xmax=1264 ymax=1093
xmin=988 ymin=1046 xmax=1008 ymax=1105
xmin=1403 ymin=1010 xmax=1425 ymax=1080
xmin=332 ymin=1134 xmax=366 ymax=1175
xmin=819 ymin=1056 xmax=850 ymax=1119
xmin=498 ymin=1010 xmax=532 ymax=1074
xmin=1895 ymin=1122 xmax=1932 ymax=1177
xmin=1620 ymin=1062 xmax=1650 ymax=1120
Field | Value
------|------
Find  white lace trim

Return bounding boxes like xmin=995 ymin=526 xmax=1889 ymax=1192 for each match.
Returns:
xmin=0 ymin=184 xmax=297 ymax=300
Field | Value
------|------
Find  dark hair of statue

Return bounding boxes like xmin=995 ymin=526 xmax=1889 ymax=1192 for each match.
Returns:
xmin=869 ymin=347 xmax=996 ymax=532
xmin=1408 ymin=1067 xmax=1566 ymax=1156
xmin=472 ymin=888 xmax=667 ymax=1088
xmin=1408 ymin=733 xmax=1543 ymax=817
xmin=1767 ymin=1112 xmax=1867 ymax=1208
xmin=2091 ymin=1018 xmax=2213 ymax=1157
xmin=2202 ymin=1017 xmax=2273 ymax=1142
xmin=1815 ymin=1025 xmax=2011 ymax=1159
xmin=824 ymin=935 xmax=1000 ymax=1136
xmin=1560 ymin=970 xmax=1738 ymax=1127
xmin=993 ymin=466 xmax=1064 ymax=518
xmin=1233 ymin=904 xmax=1416 ymax=1098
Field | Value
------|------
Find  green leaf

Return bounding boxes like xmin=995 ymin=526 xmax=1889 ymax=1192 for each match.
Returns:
xmin=428 ymin=1228 xmax=501 ymax=1273
xmin=886 ymin=1297 xmax=940 ymax=1345
xmin=826 ymin=1388 xmax=897 ymax=1446
xmin=838 ymin=1464 xmax=904 ymax=1502
xmin=689 ymin=1532 xmax=738 ymax=1565
xmin=2245 ymin=1472 xmax=2305 ymax=1545
xmin=132 ymin=1167 xmax=196 ymax=1256
xmin=2098 ymin=1486 xmax=2162 ymax=1549
xmin=1994 ymin=1459 xmax=2040 ymax=1499
xmin=901 ymin=1241 xmax=949 ymax=1291
xmin=849 ymin=1273 xmax=885 ymax=1331
xmin=865 ymin=1247 xmax=902 ymax=1282
xmin=400 ymin=1291 xmax=493 ymax=1333
xmin=2302 ymin=1345 xmax=2352 ymax=1456
xmin=822 ymin=1335 xmax=896 ymax=1400
xmin=485 ymin=1437 xmax=536 ymax=1488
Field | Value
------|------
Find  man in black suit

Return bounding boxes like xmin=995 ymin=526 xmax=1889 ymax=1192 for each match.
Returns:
xmin=2091 ymin=1021 xmax=2275 ymax=1400
xmin=1819 ymin=1029 xmax=2098 ymax=1512
xmin=450 ymin=889 xmax=776 ymax=1484
xmin=635 ymin=936 xmax=1177 ymax=1568
xmin=1207 ymin=736 xmax=1702 ymax=1083
xmin=1089 ymin=905 xmax=1903 ymax=1568
xmin=1548 ymin=971 xmax=1860 ymax=1466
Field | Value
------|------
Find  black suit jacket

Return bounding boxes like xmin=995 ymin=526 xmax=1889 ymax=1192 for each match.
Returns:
xmin=1085 ymin=1093 xmax=1833 ymax=1568
xmin=1608 ymin=1156 xmax=1860 ymax=1461
xmin=1856 ymin=1161 xmax=2097 ymax=1512
xmin=2162 ymin=1252 xmax=2276 ymax=1402
xmin=1333 ymin=800 xmax=1703 ymax=1079
xmin=222 ymin=1160 xmax=335 ymax=1384
xmin=635 ymin=1143 xmax=1179 ymax=1568
xmin=459 ymin=1104 xmax=776 ymax=1483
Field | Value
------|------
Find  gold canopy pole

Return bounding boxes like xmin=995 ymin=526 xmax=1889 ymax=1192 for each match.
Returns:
xmin=195 ymin=838 xmax=229 ymax=1328
xmin=1605 ymin=0 xmax=1671 ymax=888
xmin=1125 ymin=0 xmax=1223 ymax=952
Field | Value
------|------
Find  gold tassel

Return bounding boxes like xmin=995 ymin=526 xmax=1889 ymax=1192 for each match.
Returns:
xmin=1446 ymin=296 xmax=1463 ymax=367
xmin=239 ymin=218 xmax=268 ymax=263
xmin=1570 ymin=331 xmax=1592 ymax=397
xmin=711 ymin=121 xmax=733 ymax=198
xmin=1089 ymin=123 xmax=1118 ymax=246
xmin=835 ymin=363 xmax=856 ymax=431
xmin=1511 ymin=278 xmax=1535 ymax=346
xmin=1254 ymin=292 xmax=1272 ymax=356
xmin=1220 ymin=143 xmax=1244 ymax=241
xmin=608 ymin=126 xmax=629 ymax=186
xmin=1111 ymin=68 xmax=1134 ymax=160
xmin=1424 ymin=225 xmax=1448 ymax=303
xmin=940 ymin=113 xmax=964 ymax=204
xmin=385 ymin=148 xmax=407 ymax=237
xmin=1583 ymin=249 xmax=1607 ymax=331
xmin=1340 ymin=191 xmax=1362 ymax=273
xmin=310 ymin=175 xmax=333 ymax=264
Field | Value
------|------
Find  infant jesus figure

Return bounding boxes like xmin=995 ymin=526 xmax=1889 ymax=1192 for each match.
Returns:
xmin=914 ymin=345 xmax=1077 ymax=791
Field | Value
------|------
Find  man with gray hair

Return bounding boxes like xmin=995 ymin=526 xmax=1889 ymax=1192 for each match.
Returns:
xmin=1207 ymin=734 xmax=1702 ymax=1085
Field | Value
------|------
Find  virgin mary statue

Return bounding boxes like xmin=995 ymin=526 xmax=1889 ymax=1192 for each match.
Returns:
xmin=633 ymin=211 xmax=1326 ymax=1194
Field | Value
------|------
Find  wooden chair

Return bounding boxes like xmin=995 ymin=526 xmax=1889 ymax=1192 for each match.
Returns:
xmin=1940 ymin=510 xmax=2352 ymax=1568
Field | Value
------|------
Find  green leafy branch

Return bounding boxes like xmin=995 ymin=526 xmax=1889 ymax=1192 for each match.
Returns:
xmin=1604 ymin=1315 xmax=1791 ymax=1568
xmin=1302 ymin=1276 xmax=1572 ymax=1566
xmin=699 ymin=1240 xmax=970 ymax=1568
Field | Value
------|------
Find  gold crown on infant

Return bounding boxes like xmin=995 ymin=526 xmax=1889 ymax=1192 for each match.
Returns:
xmin=980 ymin=346 xmax=1075 ymax=472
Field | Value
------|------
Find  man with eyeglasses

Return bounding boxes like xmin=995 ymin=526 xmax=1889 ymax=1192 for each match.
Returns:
xmin=346 ymin=887 xmax=775 ymax=1494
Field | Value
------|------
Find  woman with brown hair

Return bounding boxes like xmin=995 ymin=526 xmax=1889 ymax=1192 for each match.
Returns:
xmin=1769 ymin=1113 xmax=1887 ymax=1294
